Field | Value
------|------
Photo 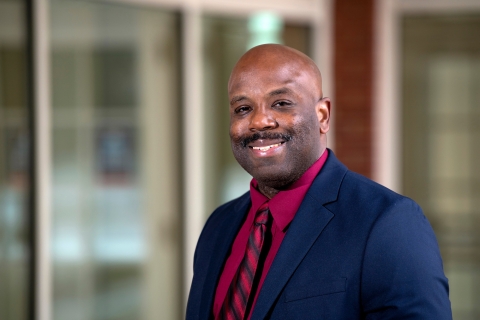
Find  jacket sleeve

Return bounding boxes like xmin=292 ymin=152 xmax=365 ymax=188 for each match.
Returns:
xmin=361 ymin=198 xmax=452 ymax=319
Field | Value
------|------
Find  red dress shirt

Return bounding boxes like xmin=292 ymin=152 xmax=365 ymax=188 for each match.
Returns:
xmin=213 ymin=150 xmax=329 ymax=319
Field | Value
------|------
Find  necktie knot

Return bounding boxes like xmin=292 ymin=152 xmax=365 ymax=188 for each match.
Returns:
xmin=254 ymin=204 xmax=270 ymax=226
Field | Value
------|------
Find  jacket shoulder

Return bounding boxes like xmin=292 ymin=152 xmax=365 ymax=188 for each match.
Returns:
xmin=193 ymin=191 xmax=250 ymax=263
xmin=203 ymin=191 xmax=250 ymax=230
xmin=341 ymin=170 xmax=413 ymax=209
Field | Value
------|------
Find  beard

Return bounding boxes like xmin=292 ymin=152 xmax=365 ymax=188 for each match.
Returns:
xmin=230 ymin=122 xmax=321 ymax=190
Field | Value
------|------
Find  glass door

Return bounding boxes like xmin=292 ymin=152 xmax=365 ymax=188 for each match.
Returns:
xmin=50 ymin=1 xmax=182 ymax=319
xmin=0 ymin=0 xmax=33 ymax=319
xmin=403 ymin=14 xmax=480 ymax=320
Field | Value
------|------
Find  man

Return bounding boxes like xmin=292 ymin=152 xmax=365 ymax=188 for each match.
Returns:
xmin=186 ymin=44 xmax=451 ymax=319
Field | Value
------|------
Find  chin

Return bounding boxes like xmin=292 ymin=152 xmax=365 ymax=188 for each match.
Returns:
xmin=251 ymin=168 xmax=298 ymax=189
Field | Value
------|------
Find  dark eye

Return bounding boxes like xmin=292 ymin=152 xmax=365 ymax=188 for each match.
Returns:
xmin=234 ymin=106 xmax=251 ymax=114
xmin=273 ymin=101 xmax=292 ymax=108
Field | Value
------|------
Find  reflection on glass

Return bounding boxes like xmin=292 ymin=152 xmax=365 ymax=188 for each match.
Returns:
xmin=247 ymin=12 xmax=284 ymax=49
xmin=50 ymin=1 xmax=182 ymax=319
xmin=403 ymin=15 xmax=480 ymax=320
xmin=202 ymin=15 xmax=311 ymax=213
xmin=0 ymin=0 xmax=31 ymax=319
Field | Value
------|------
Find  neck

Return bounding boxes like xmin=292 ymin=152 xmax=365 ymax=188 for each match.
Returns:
xmin=258 ymin=184 xmax=280 ymax=199
xmin=255 ymin=146 xmax=327 ymax=199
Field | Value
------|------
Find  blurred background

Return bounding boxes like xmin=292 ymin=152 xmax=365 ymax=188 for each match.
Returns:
xmin=0 ymin=0 xmax=479 ymax=319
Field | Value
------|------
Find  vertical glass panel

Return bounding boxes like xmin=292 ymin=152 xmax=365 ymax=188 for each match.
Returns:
xmin=0 ymin=0 xmax=31 ymax=319
xmin=202 ymin=15 xmax=311 ymax=213
xmin=50 ymin=1 xmax=182 ymax=319
xmin=403 ymin=15 xmax=480 ymax=320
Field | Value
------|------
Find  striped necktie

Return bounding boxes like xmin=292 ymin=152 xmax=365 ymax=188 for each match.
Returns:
xmin=218 ymin=203 xmax=271 ymax=320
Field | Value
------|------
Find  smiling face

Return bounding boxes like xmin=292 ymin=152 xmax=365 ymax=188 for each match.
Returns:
xmin=228 ymin=44 xmax=330 ymax=196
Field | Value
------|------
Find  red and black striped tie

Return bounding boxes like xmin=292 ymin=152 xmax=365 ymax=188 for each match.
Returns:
xmin=218 ymin=203 xmax=271 ymax=320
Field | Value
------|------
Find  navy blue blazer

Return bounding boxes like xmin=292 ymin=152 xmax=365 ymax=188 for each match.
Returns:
xmin=186 ymin=150 xmax=452 ymax=319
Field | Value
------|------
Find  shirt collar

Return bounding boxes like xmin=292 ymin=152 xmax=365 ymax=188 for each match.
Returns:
xmin=249 ymin=149 xmax=329 ymax=232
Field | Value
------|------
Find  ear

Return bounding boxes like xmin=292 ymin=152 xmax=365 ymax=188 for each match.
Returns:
xmin=316 ymin=97 xmax=330 ymax=134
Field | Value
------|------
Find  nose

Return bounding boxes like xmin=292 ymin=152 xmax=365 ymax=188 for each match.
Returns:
xmin=249 ymin=107 xmax=278 ymax=132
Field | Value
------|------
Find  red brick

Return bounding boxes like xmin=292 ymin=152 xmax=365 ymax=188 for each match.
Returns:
xmin=334 ymin=0 xmax=374 ymax=178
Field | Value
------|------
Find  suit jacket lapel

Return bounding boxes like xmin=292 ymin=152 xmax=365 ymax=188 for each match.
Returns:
xmin=251 ymin=151 xmax=347 ymax=319
xmin=199 ymin=193 xmax=251 ymax=319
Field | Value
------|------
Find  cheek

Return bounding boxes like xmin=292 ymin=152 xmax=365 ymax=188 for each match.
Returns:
xmin=230 ymin=117 xmax=253 ymax=145
xmin=288 ymin=110 xmax=315 ymax=129
xmin=290 ymin=114 xmax=321 ymax=144
xmin=229 ymin=126 xmax=243 ymax=145
xmin=303 ymin=110 xmax=321 ymax=130
xmin=229 ymin=120 xmax=242 ymax=139
xmin=230 ymin=115 xmax=246 ymax=131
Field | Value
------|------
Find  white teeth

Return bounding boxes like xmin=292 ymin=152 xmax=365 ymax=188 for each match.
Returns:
xmin=252 ymin=143 xmax=281 ymax=151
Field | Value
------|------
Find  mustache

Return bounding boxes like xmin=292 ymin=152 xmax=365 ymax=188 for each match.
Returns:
xmin=238 ymin=131 xmax=293 ymax=148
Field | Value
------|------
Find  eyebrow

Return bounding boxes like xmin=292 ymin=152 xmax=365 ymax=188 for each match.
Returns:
xmin=229 ymin=87 xmax=293 ymax=106
xmin=230 ymin=95 xmax=247 ymax=106
xmin=268 ymin=87 xmax=293 ymax=97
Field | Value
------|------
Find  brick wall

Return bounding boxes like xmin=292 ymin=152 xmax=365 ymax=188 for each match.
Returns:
xmin=333 ymin=0 xmax=374 ymax=178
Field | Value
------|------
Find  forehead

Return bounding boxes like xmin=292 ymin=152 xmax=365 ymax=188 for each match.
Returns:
xmin=228 ymin=60 xmax=310 ymax=97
